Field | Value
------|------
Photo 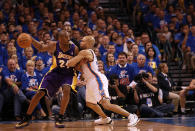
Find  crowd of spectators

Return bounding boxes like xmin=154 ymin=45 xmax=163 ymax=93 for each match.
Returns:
xmin=0 ymin=0 xmax=195 ymax=121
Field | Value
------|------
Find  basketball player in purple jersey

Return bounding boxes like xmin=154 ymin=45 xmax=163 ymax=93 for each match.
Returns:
xmin=15 ymin=30 xmax=79 ymax=128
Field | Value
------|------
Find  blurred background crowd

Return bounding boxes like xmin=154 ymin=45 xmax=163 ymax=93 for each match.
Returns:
xmin=0 ymin=0 xmax=195 ymax=121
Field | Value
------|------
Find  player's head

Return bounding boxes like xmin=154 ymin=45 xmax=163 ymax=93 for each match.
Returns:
xmin=58 ymin=30 xmax=70 ymax=45
xmin=80 ymin=36 xmax=95 ymax=49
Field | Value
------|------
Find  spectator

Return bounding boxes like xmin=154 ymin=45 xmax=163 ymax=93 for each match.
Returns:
xmin=97 ymin=60 xmax=105 ymax=74
xmin=115 ymin=35 xmax=124 ymax=56
xmin=34 ymin=56 xmax=49 ymax=79
xmin=132 ymin=54 xmax=154 ymax=77
xmin=123 ymin=38 xmax=135 ymax=54
xmin=157 ymin=63 xmax=180 ymax=114
xmin=110 ymin=31 xmax=119 ymax=44
xmin=71 ymin=28 xmax=81 ymax=48
xmin=109 ymin=52 xmax=134 ymax=86
xmin=131 ymin=44 xmax=139 ymax=63
xmin=181 ymin=25 xmax=195 ymax=70
xmin=135 ymin=36 xmax=145 ymax=55
xmin=146 ymin=47 xmax=160 ymax=71
xmin=93 ymin=48 xmax=101 ymax=60
xmin=22 ymin=47 xmax=34 ymax=70
xmin=88 ymin=11 xmax=97 ymax=30
xmin=127 ymin=52 xmax=134 ymax=64
xmin=21 ymin=60 xmax=46 ymax=119
xmin=133 ymin=72 xmax=174 ymax=117
xmin=141 ymin=33 xmax=161 ymax=60
xmin=101 ymin=44 xmax=117 ymax=64
xmin=37 ymin=32 xmax=53 ymax=67
xmin=1 ymin=59 xmax=28 ymax=120
xmin=179 ymin=79 xmax=195 ymax=114
xmin=10 ymin=54 xmax=21 ymax=70
xmin=108 ymin=74 xmax=138 ymax=114
xmin=98 ymin=35 xmax=109 ymax=55
xmin=0 ymin=66 xmax=3 ymax=120
xmin=104 ymin=53 xmax=116 ymax=76
xmin=76 ymin=74 xmax=86 ymax=118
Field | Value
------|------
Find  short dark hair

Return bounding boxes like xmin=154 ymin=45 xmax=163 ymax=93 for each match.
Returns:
xmin=118 ymin=52 xmax=127 ymax=58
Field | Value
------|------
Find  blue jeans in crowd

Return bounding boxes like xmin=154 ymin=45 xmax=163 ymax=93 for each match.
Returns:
xmin=140 ymin=103 xmax=174 ymax=117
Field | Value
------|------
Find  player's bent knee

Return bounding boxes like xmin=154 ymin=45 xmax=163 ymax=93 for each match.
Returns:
xmin=101 ymin=102 xmax=111 ymax=110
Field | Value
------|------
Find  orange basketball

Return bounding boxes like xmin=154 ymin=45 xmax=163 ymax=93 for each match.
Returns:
xmin=17 ymin=33 xmax=32 ymax=48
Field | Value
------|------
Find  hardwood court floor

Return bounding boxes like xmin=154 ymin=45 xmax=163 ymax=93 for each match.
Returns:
xmin=0 ymin=117 xmax=195 ymax=131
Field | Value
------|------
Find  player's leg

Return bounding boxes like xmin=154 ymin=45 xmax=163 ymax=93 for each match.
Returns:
xmin=86 ymin=102 xmax=107 ymax=118
xmin=15 ymin=90 xmax=45 ymax=128
xmin=55 ymin=84 xmax=71 ymax=128
xmin=100 ymin=98 xmax=130 ymax=117
xmin=101 ymin=98 xmax=139 ymax=126
xmin=86 ymin=101 xmax=112 ymax=125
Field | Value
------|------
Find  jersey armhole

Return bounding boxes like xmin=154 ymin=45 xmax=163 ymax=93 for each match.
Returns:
xmin=88 ymin=50 xmax=94 ymax=62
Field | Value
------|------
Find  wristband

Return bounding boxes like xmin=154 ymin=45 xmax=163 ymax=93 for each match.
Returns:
xmin=12 ymin=83 xmax=17 ymax=88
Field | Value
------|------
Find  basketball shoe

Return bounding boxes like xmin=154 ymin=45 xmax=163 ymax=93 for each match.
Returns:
xmin=94 ymin=117 xmax=113 ymax=125
xmin=15 ymin=115 xmax=31 ymax=128
xmin=128 ymin=114 xmax=140 ymax=126
xmin=55 ymin=114 xmax=65 ymax=128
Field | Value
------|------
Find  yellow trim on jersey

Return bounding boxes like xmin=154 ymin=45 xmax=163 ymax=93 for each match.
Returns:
xmin=50 ymin=56 xmax=57 ymax=71
xmin=71 ymin=74 xmax=78 ymax=93
xmin=38 ymin=56 xmax=57 ymax=89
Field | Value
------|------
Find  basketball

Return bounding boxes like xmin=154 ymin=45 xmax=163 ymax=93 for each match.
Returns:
xmin=17 ymin=33 xmax=32 ymax=48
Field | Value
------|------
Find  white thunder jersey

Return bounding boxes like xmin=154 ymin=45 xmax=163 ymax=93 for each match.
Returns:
xmin=82 ymin=49 xmax=110 ymax=104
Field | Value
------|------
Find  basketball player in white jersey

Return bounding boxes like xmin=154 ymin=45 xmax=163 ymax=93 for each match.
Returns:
xmin=66 ymin=36 xmax=139 ymax=126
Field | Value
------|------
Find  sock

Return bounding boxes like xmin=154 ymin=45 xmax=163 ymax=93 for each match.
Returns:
xmin=181 ymin=108 xmax=185 ymax=113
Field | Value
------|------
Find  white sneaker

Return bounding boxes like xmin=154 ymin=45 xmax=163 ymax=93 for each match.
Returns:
xmin=94 ymin=117 xmax=113 ymax=125
xmin=128 ymin=114 xmax=140 ymax=126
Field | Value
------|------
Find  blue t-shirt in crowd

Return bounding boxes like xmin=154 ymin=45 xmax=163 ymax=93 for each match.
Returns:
xmin=174 ymin=32 xmax=185 ymax=46
xmin=152 ymin=44 xmax=161 ymax=57
xmin=132 ymin=63 xmax=154 ymax=78
xmin=115 ymin=44 xmax=124 ymax=56
xmin=146 ymin=57 xmax=160 ymax=70
xmin=108 ymin=63 xmax=134 ymax=86
xmin=37 ymin=52 xmax=53 ymax=67
xmin=186 ymin=34 xmax=195 ymax=53
xmin=104 ymin=64 xmax=114 ymax=77
xmin=2 ymin=67 xmax=23 ymax=90
xmin=101 ymin=52 xmax=118 ymax=64
xmin=21 ymin=72 xmax=41 ymax=91
xmin=35 ymin=67 xmax=50 ymax=79
xmin=98 ymin=44 xmax=107 ymax=56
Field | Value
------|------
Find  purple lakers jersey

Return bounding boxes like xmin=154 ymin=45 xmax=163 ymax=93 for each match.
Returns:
xmin=50 ymin=41 xmax=76 ymax=75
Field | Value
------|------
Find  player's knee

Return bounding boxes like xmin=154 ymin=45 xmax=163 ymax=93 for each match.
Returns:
xmin=62 ymin=85 xmax=71 ymax=93
xmin=102 ymin=102 xmax=111 ymax=110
